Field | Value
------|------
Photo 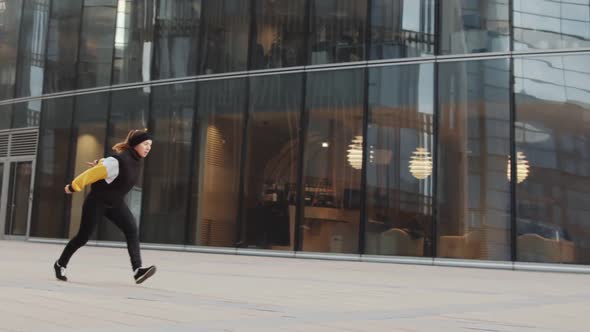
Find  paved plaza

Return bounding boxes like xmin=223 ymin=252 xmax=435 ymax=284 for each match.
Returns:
xmin=0 ymin=240 xmax=588 ymax=331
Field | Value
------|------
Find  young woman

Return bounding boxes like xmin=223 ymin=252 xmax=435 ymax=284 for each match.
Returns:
xmin=54 ymin=129 xmax=156 ymax=284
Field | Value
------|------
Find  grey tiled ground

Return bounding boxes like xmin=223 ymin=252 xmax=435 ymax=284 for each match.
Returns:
xmin=0 ymin=240 xmax=588 ymax=331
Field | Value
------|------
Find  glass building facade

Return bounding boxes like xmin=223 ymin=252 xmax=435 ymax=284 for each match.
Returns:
xmin=1 ymin=0 xmax=590 ymax=267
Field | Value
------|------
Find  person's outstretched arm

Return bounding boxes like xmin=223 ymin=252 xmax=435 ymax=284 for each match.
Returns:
xmin=64 ymin=157 xmax=119 ymax=194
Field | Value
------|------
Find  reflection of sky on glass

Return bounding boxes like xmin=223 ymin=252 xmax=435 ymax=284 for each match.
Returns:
xmin=418 ymin=63 xmax=434 ymax=114
xmin=402 ymin=0 xmax=420 ymax=32
xmin=371 ymin=63 xmax=433 ymax=114
xmin=514 ymin=0 xmax=590 ymax=49
xmin=516 ymin=55 xmax=590 ymax=108
xmin=401 ymin=0 xmax=435 ymax=34
xmin=114 ymin=0 xmax=127 ymax=50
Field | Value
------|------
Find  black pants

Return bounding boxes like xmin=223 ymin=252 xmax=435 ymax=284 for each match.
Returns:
xmin=58 ymin=194 xmax=142 ymax=271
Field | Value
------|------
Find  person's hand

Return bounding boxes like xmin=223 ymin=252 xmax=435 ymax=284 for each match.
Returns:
xmin=85 ymin=159 xmax=98 ymax=168
xmin=64 ymin=184 xmax=72 ymax=194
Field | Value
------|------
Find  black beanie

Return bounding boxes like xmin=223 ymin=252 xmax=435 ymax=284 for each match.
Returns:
xmin=129 ymin=131 xmax=153 ymax=147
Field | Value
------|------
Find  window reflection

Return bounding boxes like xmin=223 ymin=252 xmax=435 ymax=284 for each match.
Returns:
xmin=15 ymin=0 xmax=49 ymax=98
xmin=370 ymin=0 xmax=435 ymax=59
xmin=199 ymin=0 xmax=250 ymax=74
xmin=310 ymin=0 xmax=367 ymax=65
xmin=68 ymin=93 xmax=109 ymax=239
xmin=10 ymin=0 xmax=49 ymax=128
xmin=44 ymin=0 xmax=83 ymax=93
xmin=76 ymin=0 xmax=117 ymax=89
xmin=515 ymin=55 xmax=590 ymax=264
xmin=141 ymin=84 xmax=195 ymax=244
xmin=190 ymin=78 xmax=246 ymax=247
xmin=31 ymin=97 xmax=74 ymax=238
xmin=240 ymin=73 xmax=302 ymax=250
xmin=0 ymin=105 xmax=12 ymax=130
xmin=0 ymin=0 xmax=23 ymax=101
xmin=437 ymin=59 xmax=511 ymax=261
xmin=440 ymin=0 xmax=509 ymax=55
xmin=153 ymin=0 xmax=201 ymax=79
xmin=251 ymin=0 xmax=306 ymax=69
xmin=12 ymin=102 xmax=40 ymax=128
xmin=514 ymin=0 xmax=590 ymax=51
xmin=112 ymin=0 xmax=155 ymax=84
xmin=365 ymin=63 xmax=434 ymax=257
xmin=301 ymin=69 xmax=364 ymax=253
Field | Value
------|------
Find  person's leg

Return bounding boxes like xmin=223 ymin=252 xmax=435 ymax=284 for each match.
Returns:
xmin=105 ymin=202 xmax=142 ymax=271
xmin=57 ymin=195 xmax=104 ymax=267
xmin=106 ymin=203 xmax=155 ymax=284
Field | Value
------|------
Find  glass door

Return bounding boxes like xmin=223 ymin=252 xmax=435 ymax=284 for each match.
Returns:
xmin=5 ymin=161 xmax=34 ymax=236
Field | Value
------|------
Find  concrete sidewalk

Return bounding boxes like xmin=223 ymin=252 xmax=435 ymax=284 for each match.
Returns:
xmin=0 ymin=240 xmax=588 ymax=332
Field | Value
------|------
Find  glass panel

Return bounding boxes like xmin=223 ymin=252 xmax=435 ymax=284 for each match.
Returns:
xmin=30 ymin=97 xmax=74 ymax=238
xmin=189 ymin=78 xmax=246 ymax=246
xmin=240 ymin=73 xmax=303 ymax=250
xmin=437 ymin=59 xmax=511 ymax=260
xmin=515 ymin=55 xmax=590 ymax=264
xmin=68 ymin=93 xmax=109 ymax=239
xmin=7 ymin=162 xmax=33 ymax=236
xmin=251 ymin=0 xmax=306 ymax=69
xmin=12 ymin=0 xmax=48 ymax=128
xmin=141 ymin=83 xmax=195 ymax=244
xmin=111 ymin=0 xmax=155 ymax=84
xmin=98 ymin=88 xmax=149 ymax=241
xmin=0 ymin=0 xmax=23 ymax=101
xmin=152 ymin=0 xmax=201 ymax=80
xmin=76 ymin=0 xmax=117 ymax=89
xmin=44 ymin=0 xmax=83 ymax=93
xmin=365 ymin=63 xmax=434 ymax=257
xmin=15 ymin=0 xmax=49 ymax=98
xmin=370 ymin=0 xmax=435 ymax=60
xmin=310 ymin=0 xmax=367 ymax=65
xmin=440 ymin=0 xmax=509 ymax=55
xmin=0 ymin=105 xmax=13 ymax=130
xmin=514 ymin=0 xmax=590 ymax=51
xmin=301 ymin=69 xmax=364 ymax=254
xmin=199 ymin=0 xmax=250 ymax=74
xmin=12 ymin=100 xmax=41 ymax=129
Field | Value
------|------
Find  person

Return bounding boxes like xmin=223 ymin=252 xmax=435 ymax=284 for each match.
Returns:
xmin=53 ymin=129 xmax=156 ymax=284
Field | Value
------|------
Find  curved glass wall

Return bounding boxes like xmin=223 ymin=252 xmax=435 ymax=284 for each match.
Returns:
xmin=4 ymin=1 xmax=590 ymax=102
xmin=0 ymin=1 xmax=588 ymax=267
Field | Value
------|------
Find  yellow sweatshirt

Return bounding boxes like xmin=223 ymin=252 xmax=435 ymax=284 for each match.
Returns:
xmin=70 ymin=157 xmax=119 ymax=192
